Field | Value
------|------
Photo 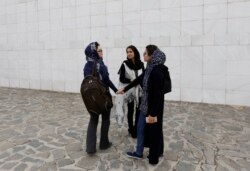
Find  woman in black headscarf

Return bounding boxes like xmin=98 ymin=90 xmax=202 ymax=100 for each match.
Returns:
xmin=116 ymin=45 xmax=144 ymax=138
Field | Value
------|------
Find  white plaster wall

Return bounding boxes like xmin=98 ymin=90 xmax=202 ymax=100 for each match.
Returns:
xmin=0 ymin=0 xmax=250 ymax=106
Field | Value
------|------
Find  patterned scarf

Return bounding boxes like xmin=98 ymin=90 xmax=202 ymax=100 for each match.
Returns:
xmin=140 ymin=49 xmax=166 ymax=114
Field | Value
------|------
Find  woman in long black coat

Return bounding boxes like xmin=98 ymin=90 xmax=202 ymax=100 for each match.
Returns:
xmin=144 ymin=56 xmax=169 ymax=164
xmin=118 ymin=45 xmax=170 ymax=165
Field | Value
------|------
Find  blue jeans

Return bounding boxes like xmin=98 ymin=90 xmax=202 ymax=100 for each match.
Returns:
xmin=135 ymin=111 xmax=146 ymax=155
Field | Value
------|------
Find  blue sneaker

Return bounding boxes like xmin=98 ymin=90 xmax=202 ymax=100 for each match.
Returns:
xmin=126 ymin=152 xmax=143 ymax=159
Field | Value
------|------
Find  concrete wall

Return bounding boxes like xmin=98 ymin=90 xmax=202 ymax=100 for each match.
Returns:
xmin=0 ymin=0 xmax=250 ymax=106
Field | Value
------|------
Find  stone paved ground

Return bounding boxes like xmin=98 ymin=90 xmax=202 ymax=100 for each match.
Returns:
xmin=0 ymin=87 xmax=250 ymax=171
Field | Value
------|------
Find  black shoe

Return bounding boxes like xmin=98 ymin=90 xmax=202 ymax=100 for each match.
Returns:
xmin=128 ymin=129 xmax=137 ymax=138
xmin=147 ymin=154 xmax=163 ymax=165
xmin=100 ymin=142 xmax=112 ymax=150
xmin=149 ymin=161 xmax=158 ymax=165
xmin=147 ymin=154 xmax=163 ymax=159
xmin=128 ymin=132 xmax=137 ymax=138
xmin=87 ymin=151 xmax=96 ymax=155
xmin=131 ymin=131 xmax=137 ymax=138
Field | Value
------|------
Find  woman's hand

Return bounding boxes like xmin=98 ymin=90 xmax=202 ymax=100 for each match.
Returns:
xmin=116 ymin=88 xmax=125 ymax=94
xmin=146 ymin=115 xmax=157 ymax=124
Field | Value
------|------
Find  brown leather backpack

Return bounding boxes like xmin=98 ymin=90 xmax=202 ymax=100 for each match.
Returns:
xmin=80 ymin=61 xmax=113 ymax=115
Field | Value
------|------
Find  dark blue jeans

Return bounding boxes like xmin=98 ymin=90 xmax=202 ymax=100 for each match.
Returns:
xmin=135 ymin=111 xmax=146 ymax=155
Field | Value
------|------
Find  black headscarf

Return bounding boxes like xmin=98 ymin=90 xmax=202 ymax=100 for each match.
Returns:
xmin=118 ymin=45 xmax=144 ymax=74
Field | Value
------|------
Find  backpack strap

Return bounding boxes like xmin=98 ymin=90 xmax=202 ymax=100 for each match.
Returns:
xmin=92 ymin=60 xmax=98 ymax=77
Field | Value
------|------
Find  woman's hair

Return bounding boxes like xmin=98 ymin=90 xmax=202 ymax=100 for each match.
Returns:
xmin=146 ymin=45 xmax=158 ymax=56
xmin=126 ymin=45 xmax=141 ymax=62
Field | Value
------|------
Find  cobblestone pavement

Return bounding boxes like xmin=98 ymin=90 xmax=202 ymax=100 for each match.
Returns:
xmin=0 ymin=87 xmax=250 ymax=171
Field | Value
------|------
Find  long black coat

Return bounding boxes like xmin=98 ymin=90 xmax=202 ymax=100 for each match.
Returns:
xmin=147 ymin=64 xmax=168 ymax=117
xmin=124 ymin=63 xmax=170 ymax=164
xmin=124 ymin=64 xmax=169 ymax=117
xmin=144 ymin=64 xmax=170 ymax=164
